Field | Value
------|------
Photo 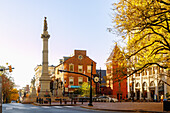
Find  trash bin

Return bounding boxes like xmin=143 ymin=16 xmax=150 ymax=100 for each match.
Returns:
xmin=163 ymin=100 xmax=170 ymax=111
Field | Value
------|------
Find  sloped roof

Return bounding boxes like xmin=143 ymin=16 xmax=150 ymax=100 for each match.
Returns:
xmin=106 ymin=44 xmax=120 ymax=62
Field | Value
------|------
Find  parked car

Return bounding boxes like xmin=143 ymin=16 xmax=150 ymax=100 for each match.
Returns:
xmin=97 ymin=96 xmax=118 ymax=102
xmin=11 ymin=100 xmax=17 ymax=103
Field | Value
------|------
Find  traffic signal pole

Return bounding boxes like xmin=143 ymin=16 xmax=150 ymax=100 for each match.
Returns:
xmin=58 ymin=62 xmax=94 ymax=106
xmin=88 ymin=62 xmax=93 ymax=106
xmin=0 ymin=66 xmax=14 ymax=113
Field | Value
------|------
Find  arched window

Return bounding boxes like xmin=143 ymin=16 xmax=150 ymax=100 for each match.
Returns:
xmin=136 ymin=82 xmax=140 ymax=88
xmin=150 ymin=81 xmax=155 ymax=87
xmin=158 ymin=81 xmax=163 ymax=86
xmin=143 ymin=82 xmax=147 ymax=90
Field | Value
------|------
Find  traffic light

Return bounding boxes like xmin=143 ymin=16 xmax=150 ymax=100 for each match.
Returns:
xmin=8 ymin=65 xmax=12 ymax=72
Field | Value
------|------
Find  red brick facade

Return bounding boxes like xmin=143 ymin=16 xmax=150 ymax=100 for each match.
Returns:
xmin=57 ymin=50 xmax=96 ymax=93
xmin=106 ymin=45 xmax=127 ymax=101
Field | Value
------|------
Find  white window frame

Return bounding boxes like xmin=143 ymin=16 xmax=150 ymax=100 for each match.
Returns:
xmin=69 ymin=64 xmax=74 ymax=72
xmin=78 ymin=65 xmax=83 ymax=73
xmin=87 ymin=65 xmax=91 ymax=73
xmin=78 ymin=77 xmax=83 ymax=86
xmin=69 ymin=77 xmax=74 ymax=86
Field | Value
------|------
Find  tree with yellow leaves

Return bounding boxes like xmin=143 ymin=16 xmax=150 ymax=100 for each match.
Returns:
xmin=113 ymin=0 xmax=170 ymax=77
xmin=9 ymin=88 xmax=19 ymax=102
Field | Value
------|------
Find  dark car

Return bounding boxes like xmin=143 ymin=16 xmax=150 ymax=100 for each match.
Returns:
xmin=97 ymin=96 xmax=118 ymax=102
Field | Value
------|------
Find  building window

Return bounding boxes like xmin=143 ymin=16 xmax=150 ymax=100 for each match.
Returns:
xmin=157 ymin=66 xmax=160 ymax=74
xmin=136 ymin=83 xmax=140 ymax=88
xmin=145 ymin=69 xmax=147 ymax=75
xmin=69 ymin=77 xmax=74 ymax=86
xmin=142 ymin=71 xmax=144 ymax=76
xmin=78 ymin=77 xmax=83 ymax=86
xmin=69 ymin=64 xmax=74 ymax=72
xmin=87 ymin=65 xmax=91 ymax=73
xmin=148 ymin=68 xmax=152 ymax=75
xmin=153 ymin=67 xmax=155 ymax=74
xmin=78 ymin=65 xmax=83 ymax=73
xmin=118 ymin=81 xmax=121 ymax=89
xmin=150 ymin=81 xmax=155 ymax=87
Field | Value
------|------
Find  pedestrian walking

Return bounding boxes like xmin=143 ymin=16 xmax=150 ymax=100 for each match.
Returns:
xmin=161 ymin=94 xmax=163 ymax=102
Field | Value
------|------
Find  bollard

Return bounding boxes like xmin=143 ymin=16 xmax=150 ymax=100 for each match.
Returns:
xmin=42 ymin=98 xmax=43 ymax=104
xmin=39 ymin=98 xmax=41 ymax=104
xmin=74 ymin=100 xmax=76 ymax=104
xmin=71 ymin=99 xmax=73 ymax=104
xmin=49 ymin=98 xmax=51 ymax=105
xmin=82 ymin=98 xmax=83 ymax=104
xmin=36 ymin=97 xmax=38 ymax=103
xmin=60 ymin=99 xmax=62 ymax=104
xmin=65 ymin=100 xmax=67 ymax=104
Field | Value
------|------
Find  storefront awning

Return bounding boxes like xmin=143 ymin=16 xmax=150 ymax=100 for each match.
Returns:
xmin=68 ymin=86 xmax=81 ymax=88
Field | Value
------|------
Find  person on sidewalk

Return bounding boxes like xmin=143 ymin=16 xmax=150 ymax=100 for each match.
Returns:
xmin=161 ymin=94 xmax=164 ymax=102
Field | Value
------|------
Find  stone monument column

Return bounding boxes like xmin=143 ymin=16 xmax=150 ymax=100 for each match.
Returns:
xmin=39 ymin=17 xmax=52 ymax=97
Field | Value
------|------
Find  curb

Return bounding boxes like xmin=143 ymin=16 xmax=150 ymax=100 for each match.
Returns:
xmin=32 ymin=102 xmax=167 ymax=113
xmin=32 ymin=102 xmax=78 ymax=106
xmin=80 ymin=106 xmax=165 ymax=113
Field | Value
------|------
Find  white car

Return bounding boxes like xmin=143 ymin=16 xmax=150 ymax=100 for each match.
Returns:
xmin=97 ymin=96 xmax=118 ymax=102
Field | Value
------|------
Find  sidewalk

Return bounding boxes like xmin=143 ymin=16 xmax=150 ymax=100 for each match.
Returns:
xmin=80 ymin=102 xmax=164 ymax=112
xmin=33 ymin=102 xmax=165 ymax=112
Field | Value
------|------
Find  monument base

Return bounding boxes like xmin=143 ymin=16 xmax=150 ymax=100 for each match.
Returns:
xmin=38 ymin=80 xmax=52 ymax=97
xmin=22 ymin=97 xmax=36 ymax=104
xmin=38 ymin=91 xmax=52 ymax=97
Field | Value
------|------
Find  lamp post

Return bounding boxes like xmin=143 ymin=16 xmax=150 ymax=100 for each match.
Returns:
xmin=88 ymin=62 xmax=93 ymax=106
xmin=132 ymin=76 xmax=134 ymax=102
xmin=99 ymin=67 xmax=101 ymax=94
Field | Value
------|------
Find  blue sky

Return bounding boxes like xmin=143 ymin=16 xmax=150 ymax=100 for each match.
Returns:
xmin=0 ymin=0 xmax=120 ymax=88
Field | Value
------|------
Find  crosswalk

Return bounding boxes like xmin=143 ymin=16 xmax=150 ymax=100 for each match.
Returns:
xmin=3 ymin=103 xmax=75 ymax=111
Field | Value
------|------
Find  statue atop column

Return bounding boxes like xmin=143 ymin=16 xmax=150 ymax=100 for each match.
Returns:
xmin=44 ymin=17 xmax=48 ymax=32
xmin=43 ymin=17 xmax=49 ymax=35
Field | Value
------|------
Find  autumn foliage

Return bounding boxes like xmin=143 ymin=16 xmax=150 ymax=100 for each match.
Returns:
xmin=2 ymin=74 xmax=18 ymax=103
xmin=113 ymin=0 xmax=170 ymax=76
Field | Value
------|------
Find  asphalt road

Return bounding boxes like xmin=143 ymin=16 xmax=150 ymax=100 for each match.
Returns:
xmin=2 ymin=103 xmax=130 ymax=113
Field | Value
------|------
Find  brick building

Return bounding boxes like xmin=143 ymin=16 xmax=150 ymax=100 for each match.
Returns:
xmin=55 ymin=50 xmax=96 ymax=95
xmin=106 ymin=44 xmax=127 ymax=101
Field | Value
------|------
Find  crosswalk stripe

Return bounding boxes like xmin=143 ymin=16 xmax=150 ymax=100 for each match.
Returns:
xmin=15 ymin=107 xmax=29 ymax=109
xmin=41 ymin=106 xmax=50 ymax=108
xmin=6 ymin=107 xmax=13 ymax=110
xmin=64 ymin=106 xmax=74 ymax=108
xmin=53 ymin=106 xmax=63 ymax=108
xmin=30 ymin=107 xmax=39 ymax=109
